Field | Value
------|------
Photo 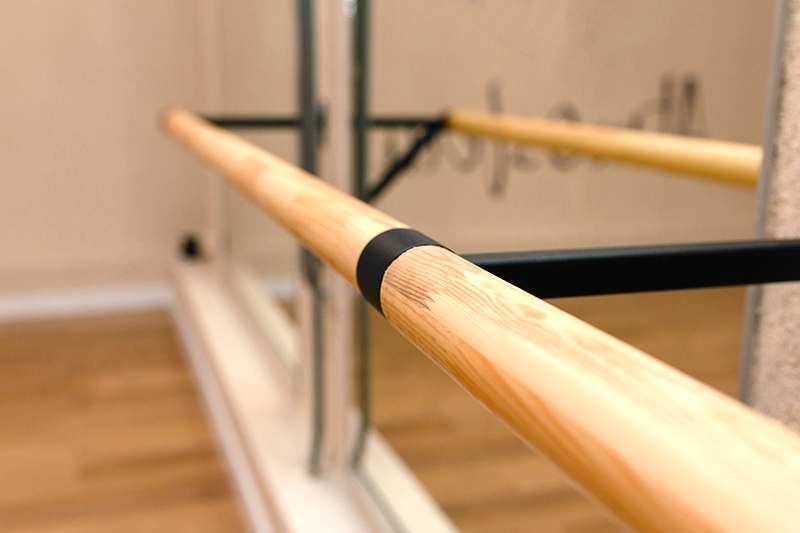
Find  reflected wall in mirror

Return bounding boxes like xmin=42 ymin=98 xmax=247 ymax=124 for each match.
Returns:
xmin=216 ymin=1 xmax=302 ymax=373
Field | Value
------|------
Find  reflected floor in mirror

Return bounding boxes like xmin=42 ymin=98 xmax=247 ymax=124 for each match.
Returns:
xmin=370 ymin=287 xmax=744 ymax=533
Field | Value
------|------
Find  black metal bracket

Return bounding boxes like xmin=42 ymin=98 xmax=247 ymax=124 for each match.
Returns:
xmin=362 ymin=117 xmax=448 ymax=202
xmin=179 ymin=233 xmax=204 ymax=261
xmin=204 ymin=112 xmax=448 ymax=204
xmin=465 ymin=239 xmax=800 ymax=299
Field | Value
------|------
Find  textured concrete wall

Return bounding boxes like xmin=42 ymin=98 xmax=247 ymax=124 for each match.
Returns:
xmin=744 ymin=0 xmax=800 ymax=431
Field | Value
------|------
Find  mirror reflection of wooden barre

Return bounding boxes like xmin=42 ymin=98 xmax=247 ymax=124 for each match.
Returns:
xmin=447 ymin=110 xmax=762 ymax=187
xmin=163 ymin=109 xmax=800 ymax=533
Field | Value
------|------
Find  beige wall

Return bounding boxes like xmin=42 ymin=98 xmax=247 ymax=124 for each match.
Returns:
xmin=224 ymin=0 xmax=776 ymax=282
xmin=0 ymin=1 xmax=208 ymax=291
xmin=0 ymin=1 xmax=777 ymax=291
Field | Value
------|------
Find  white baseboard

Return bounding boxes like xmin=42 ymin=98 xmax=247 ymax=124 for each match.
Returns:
xmin=172 ymin=262 xmax=379 ymax=533
xmin=172 ymin=288 xmax=277 ymax=533
xmin=0 ymin=273 xmax=294 ymax=324
xmin=0 ymin=283 xmax=172 ymax=323
xmin=263 ymin=276 xmax=298 ymax=300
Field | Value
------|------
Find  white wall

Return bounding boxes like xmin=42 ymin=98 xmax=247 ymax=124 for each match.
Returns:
xmin=0 ymin=1 xmax=209 ymax=291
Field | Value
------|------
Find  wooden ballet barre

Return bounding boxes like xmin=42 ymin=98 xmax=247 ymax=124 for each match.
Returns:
xmin=163 ymin=109 xmax=800 ymax=533
xmin=447 ymin=110 xmax=762 ymax=187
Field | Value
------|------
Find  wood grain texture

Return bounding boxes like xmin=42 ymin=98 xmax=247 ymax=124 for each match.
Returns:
xmin=372 ymin=288 xmax=744 ymax=533
xmin=448 ymin=110 xmax=761 ymax=187
xmin=164 ymin=110 xmax=800 ymax=532
xmin=381 ymin=246 xmax=800 ymax=533
xmin=0 ymin=312 xmax=244 ymax=533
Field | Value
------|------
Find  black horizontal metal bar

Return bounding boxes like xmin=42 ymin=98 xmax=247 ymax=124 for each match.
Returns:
xmin=367 ymin=116 xmax=445 ymax=128
xmin=202 ymin=114 xmax=443 ymax=130
xmin=204 ymin=115 xmax=300 ymax=129
xmin=464 ymin=239 xmax=800 ymax=298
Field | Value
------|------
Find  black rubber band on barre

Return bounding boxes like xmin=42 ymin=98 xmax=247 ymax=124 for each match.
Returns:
xmin=356 ymin=228 xmax=446 ymax=314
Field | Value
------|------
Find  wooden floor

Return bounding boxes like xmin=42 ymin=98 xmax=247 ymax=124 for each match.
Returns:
xmin=0 ymin=311 xmax=245 ymax=533
xmin=371 ymin=287 xmax=746 ymax=533
xmin=0 ymin=289 xmax=746 ymax=533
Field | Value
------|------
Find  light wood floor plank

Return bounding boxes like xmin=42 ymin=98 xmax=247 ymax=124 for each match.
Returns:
xmin=0 ymin=311 xmax=245 ymax=533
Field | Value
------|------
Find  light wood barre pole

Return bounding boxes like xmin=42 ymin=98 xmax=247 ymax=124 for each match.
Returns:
xmin=164 ymin=109 xmax=800 ymax=533
xmin=447 ymin=110 xmax=762 ymax=187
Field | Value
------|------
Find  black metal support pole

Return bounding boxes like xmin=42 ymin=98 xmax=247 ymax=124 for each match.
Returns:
xmin=298 ymin=4 xmax=318 ymax=173
xmin=465 ymin=239 xmax=800 ymax=299
xmin=353 ymin=4 xmax=369 ymax=201
xmin=351 ymin=0 xmax=372 ymax=469
xmin=296 ymin=0 xmax=326 ymax=477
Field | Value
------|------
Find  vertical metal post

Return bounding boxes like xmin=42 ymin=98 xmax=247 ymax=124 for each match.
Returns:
xmin=353 ymin=0 xmax=369 ymax=201
xmin=351 ymin=0 xmax=371 ymax=467
xmin=296 ymin=0 xmax=326 ymax=476
xmin=298 ymin=0 xmax=318 ymax=174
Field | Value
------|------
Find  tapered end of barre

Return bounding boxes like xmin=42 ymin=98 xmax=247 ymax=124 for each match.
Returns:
xmin=159 ymin=107 xmax=195 ymax=133
xmin=159 ymin=107 xmax=180 ymax=132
